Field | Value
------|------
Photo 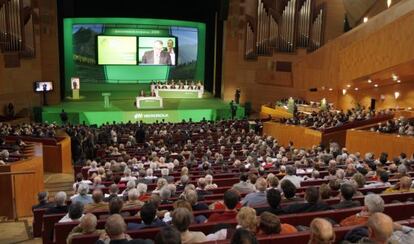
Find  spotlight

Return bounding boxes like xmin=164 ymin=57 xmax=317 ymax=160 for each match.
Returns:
xmin=374 ymin=84 xmax=378 ymax=88
xmin=368 ymin=79 xmax=372 ymax=83
xmin=328 ymin=88 xmax=333 ymax=91
xmin=392 ymin=74 xmax=398 ymax=81
xmin=363 ymin=17 xmax=368 ymax=23
xmin=397 ymin=80 xmax=401 ymax=83
xmin=387 ymin=0 xmax=392 ymax=8
xmin=346 ymin=84 xmax=351 ymax=88
xmin=342 ymin=89 xmax=347 ymax=95
xmin=354 ymin=88 xmax=359 ymax=91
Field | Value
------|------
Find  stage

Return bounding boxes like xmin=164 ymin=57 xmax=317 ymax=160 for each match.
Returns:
xmin=41 ymin=91 xmax=245 ymax=125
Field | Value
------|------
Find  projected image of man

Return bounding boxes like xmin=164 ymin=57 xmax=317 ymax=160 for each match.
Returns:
xmin=142 ymin=40 xmax=171 ymax=65
xmin=165 ymin=39 xmax=176 ymax=65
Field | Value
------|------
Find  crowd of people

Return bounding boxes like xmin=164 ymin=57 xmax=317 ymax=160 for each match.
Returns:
xmin=25 ymin=118 xmax=414 ymax=244
xmin=151 ymin=80 xmax=204 ymax=90
xmin=281 ymin=108 xmax=392 ymax=130
xmin=372 ymin=118 xmax=414 ymax=136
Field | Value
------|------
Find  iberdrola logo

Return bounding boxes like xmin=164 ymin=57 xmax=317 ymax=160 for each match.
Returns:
xmin=134 ymin=113 xmax=143 ymax=119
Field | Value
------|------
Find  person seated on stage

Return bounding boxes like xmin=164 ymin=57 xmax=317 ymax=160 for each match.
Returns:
xmin=151 ymin=91 xmax=156 ymax=97
xmin=140 ymin=90 xmax=145 ymax=97
xmin=197 ymin=80 xmax=202 ymax=90
xmin=170 ymin=82 xmax=176 ymax=89
xmin=178 ymin=80 xmax=185 ymax=89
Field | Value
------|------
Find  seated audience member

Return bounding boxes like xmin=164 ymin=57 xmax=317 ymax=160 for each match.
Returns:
xmin=171 ymin=199 xmax=206 ymax=224
xmin=356 ymin=213 xmax=394 ymax=243
xmin=121 ymin=168 xmax=137 ymax=182
xmin=319 ymin=183 xmax=332 ymax=201
xmin=66 ymin=213 xmax=104 ymax=244
xmin=232 ymin=173 xmax=255 ymax=194
xmin=280 ymin=179 xmax=303 ymax=203
xmin=241 ymin=177 xmax=269 ymax=208
xmin=185 ymin=189 xmax=209 ymax=211
xmin=121 ymin=180 xmax=136 ymax=199
xmin=256 ymin=188 xmax=285 ymax=215
xmin=340 ymin=194 xmax=384 ymax=226
xmin=97 ymin=214 xmax=151 ymax=244
xmin=105 ymin=184 xmax=120 ymax=202
xmin=128 ymin=202 xmax=167 ymax=230
xmin=73 ymin=173 xmax=92 ymax=192
xmin=391 ymin=218 xmax=414 ymax=243
xmin=332 ymin=183 xmax=361 ymax=209
xmin=384 ymin=176 xmax=414 ymax=194
xmin=266 ymin=173 xmax=279 ymax=189
xmin=59 ymin=201 xmax=84 ymax=223
xmin=100 ymin=197 xmax=130 ymax=219
xmin=91 ymin=176 xmax=105 ymax=190
xmin=137 ymin=183 xmax=151 ymax=202
xmin=365 ymin=171 xmax=391 ymax=188
xmin=123 ymin=189 xmax=145 ymax=209
xmin=230 ymin=228 xmax=258 ymax=244
xmin=85 ymin=189 xmax=108 ymax=212
xmin=205 ymin=174 xmax=218 ymax=190
xmin=32 ymin=191 xmax=53 ymax=210
xmin=176 ymin=175 xmax=189 ymax=192
xmin=308 ymin=218 xmax=335 ymax=244
xmin=258 ymin=212 xmax=297 ymax=235
xmin=154 ymin=226 xmax=182 ymax=244
xmin=207 ymin=207 xmax=258 ymax=241
xmin=172 ymin=208 xmax=207 ymax=244
xmin=284 ymin=186 xmax=331 ymax=214
xmin=160 ymin=168 xmax=174 ymax=183
xmin=153 ymin=178 xmax=168 ymax=194
xmin=280 ymin=165 xmax=303 ymax=188
xmin=196 ymin=177 xmax=212 ymax=200
xmin=46 ymin=191 xmax=68 ymax=214
xmin=71 ymin=183 xmax=93 ymax=205
xmin=159 ymin=187 xmax=173 ymax=205
xmin=208 ymin=190 xmax=240 ymax=222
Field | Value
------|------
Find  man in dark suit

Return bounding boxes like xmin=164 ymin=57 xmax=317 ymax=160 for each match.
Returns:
xmin=141 ymin=40 xmax=171 ymax=65
xmin=332 ymin=183 xmax=361 ymax=209
xmin=284 ymin=186 xmax=331 ymax=214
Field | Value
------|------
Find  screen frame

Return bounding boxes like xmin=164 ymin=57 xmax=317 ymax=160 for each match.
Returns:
xmin=96 ymin=35 xmax=138 ymax=66
xmin=137 ymin=36 xmax=178 ymax=66
xmin=34 ymin=81 xmax=54 ymax=93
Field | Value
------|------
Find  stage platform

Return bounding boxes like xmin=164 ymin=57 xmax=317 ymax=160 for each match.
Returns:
xmin=41 ymin=93 xmax=245 ymax=125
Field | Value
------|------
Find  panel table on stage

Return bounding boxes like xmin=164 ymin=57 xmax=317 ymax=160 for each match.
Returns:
xmin=151 ymin=84 xmax=204 ymax=98
xmin=346 ymin=125 xmax=414 ymax=159
xmin=136 ymin=96 xmax=163 ymax=109
xmin=0 ymin=142 xmax=44 ymax=219
xmin=263 ymin=114 xmax=394 ymax=148
xmin=6 ymin=130 xmax=72 ymax=174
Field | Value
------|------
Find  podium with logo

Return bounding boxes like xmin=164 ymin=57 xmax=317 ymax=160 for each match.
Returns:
xmin=71 ymin=77 xmax=80 ymax=99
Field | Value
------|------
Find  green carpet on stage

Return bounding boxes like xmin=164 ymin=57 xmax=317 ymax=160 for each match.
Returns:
xmin=41 ymin=94 xmax=245 ymax=125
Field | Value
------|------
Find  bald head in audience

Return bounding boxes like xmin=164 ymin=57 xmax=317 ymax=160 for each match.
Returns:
xmin=366 ymin=213 xmax=394 ymax=243
xmin=104 ymin=214 xmax=127 ymax=239
xmin=309 ymin=218 xmax=335 ymax=244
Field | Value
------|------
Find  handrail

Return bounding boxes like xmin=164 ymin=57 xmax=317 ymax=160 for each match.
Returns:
xmin=0 ymin=170 xmax=35 ymax=175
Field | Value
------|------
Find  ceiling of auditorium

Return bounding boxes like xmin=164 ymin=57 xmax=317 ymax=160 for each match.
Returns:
xmin=342 ymin=0 xmax=377 ymax=27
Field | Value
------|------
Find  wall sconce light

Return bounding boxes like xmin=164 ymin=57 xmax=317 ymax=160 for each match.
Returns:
xmin=368 ymin=79 xmax=372 ymax=83
xmin=342 ymin=89 xmax=347 ymax=95
xmin=363 ymin=17 xmax=368 ymax=23
xmin=328 ymin=88 xmax=333 ymax=91
xmin=374 ymin=84 xmax=378 ymax=88
xmin=346 ymin=84 xmax=351 ymax=88
xmin=397 ymin=80 xmax=401 ymax=83
xmin=392 ymin=74 xmax=398 ymax=81
xmin=394 ymin=91 xmax=400 ymax=99
xmin=354 ymin=87 xmax=359 ymax=91
xmin=387 ymin=0 xmax=392 ymax=8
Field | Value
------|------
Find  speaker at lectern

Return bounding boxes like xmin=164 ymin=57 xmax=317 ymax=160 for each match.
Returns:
xmin=71 ymin=77 xmax=80 ymax=99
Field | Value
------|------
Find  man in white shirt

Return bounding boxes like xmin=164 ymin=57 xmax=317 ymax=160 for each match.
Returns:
xmin=279 ymin=165 xmax=303 ymax=188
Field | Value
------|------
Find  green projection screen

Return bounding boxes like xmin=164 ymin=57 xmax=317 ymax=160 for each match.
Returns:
xmin=97 ymin=36 xmax=137 ymax=65
xmin=63 ymin=18 xmax=206 ymax=95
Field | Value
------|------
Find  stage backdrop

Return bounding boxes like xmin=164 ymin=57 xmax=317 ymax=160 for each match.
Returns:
xmin=63 ymin=18 xmax=206 ymax=95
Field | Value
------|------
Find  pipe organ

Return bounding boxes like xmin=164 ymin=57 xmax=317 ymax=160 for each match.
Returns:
xmin=244 ymin=0 xmax=325 ymax=59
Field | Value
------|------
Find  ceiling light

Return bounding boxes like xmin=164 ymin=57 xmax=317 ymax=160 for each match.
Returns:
xmin=387 ymin=0 xmax=392 ymax=8
xmin=397 ymin=80 xmax=401 ymax=83
xmin=328 ymin=88 xmax=333 ymax=91
xmin=394 ymin=91 xmax=400 ymax=99
xmin=354 ymin=88 xmax=359 ymax=91
xmin=342 ymin=89 xmax=347 ymax=95
xmin=392 ymin=74 xmax=398 ymax=81
xmin=363 ymin=17 xmax=368 ymax=23
xmin=374 ymin=84 xmax=378 ymax=87
xmin=347 ymin=84 xmax=351 ymax=88
xmin=368 ymin=79 xmax=372 ymax=83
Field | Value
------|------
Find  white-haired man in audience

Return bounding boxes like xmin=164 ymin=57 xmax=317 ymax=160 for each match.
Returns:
xmin=46 ymin=191 xmax=68 ymax=214
xmin=67 ymin=213 xmax=105 ymax=244
xmin=340 ymin=193 xmax=384 ymax=226
xmin=71 ymin=183 xmax=93 ymax=205
xmin=205 ymin=174 xmax=218 ymax=190
xmin=279 ymin=165 xmax=303 ymax=188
